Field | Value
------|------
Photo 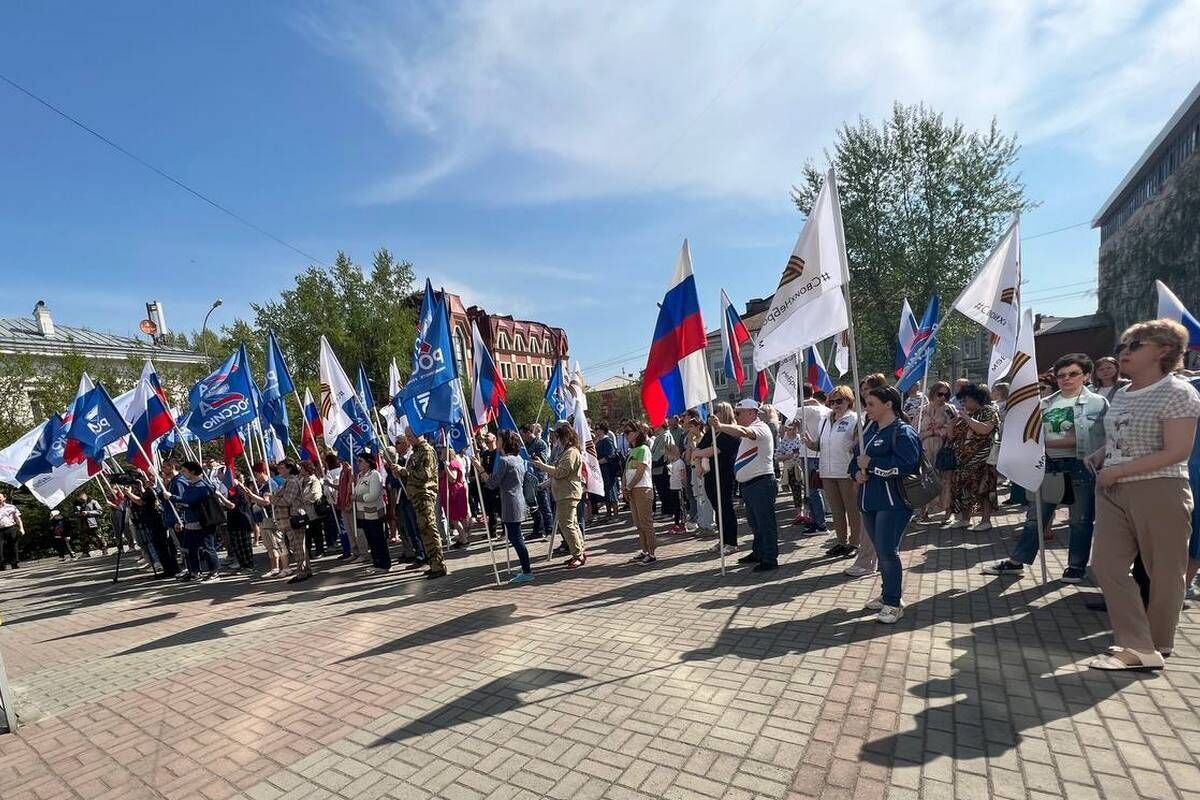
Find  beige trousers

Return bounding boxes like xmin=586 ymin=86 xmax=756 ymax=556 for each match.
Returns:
xmin=555 ymin=498 xmax=585 ymax=557
xmin=824 ymin=477 xmax=862 ymax=547
xmin=1092 ymin=478 xmax=1193 ymax=654
xmin=628 ymin=487 xmax=656 ymax=554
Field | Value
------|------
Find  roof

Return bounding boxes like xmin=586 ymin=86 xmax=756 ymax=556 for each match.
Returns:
xmin=589 ymin=375 xmax=638 ymax=392
xmin=1093 ymin=78 xmax=1200 ymax=226
xmin=1034 ymin=312 xmax=1111 ymax=337
xmin=0 ymin=316 xmax=207 ymax=364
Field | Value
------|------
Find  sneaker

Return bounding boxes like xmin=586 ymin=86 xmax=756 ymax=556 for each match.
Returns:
xmin=720 ymin=544 xmax=738 ymax=556
xmin=941 ymin=519 xmax=968 ymax=529
xmin=1061 ymin=567 xmax=1085 ymax=584
xmin=201 ymin=573 xmax=221 ymax=583
xmin=177 ymin=572 xmax=196 ymax=582
xmin=425 ymin=568 xmax=448 ymax=579
xmin=981 ymin=560 xmax=1024 ymax=577
xmin=711 ymin=541 xmax=725 ymax=553
xmin=844 ymin=565 xmax=874 ymax=577
xmin=865 ymin=597 xmax=906 ymax=612
xmin=509 ymin=572 xmax=534 ymax=584
xmin=643 ymin=554 xmax=657 ymax=564
xmin=263 ymin=569 xmax=280 ymax=578
xmin=967 ymin=522 xmax=993 ymax=532
xmin=825 ymin=543 xmax=850 ymax=557
xmin=1187 ymin=582 xmax=1198 ymax=602
xmin=876 ymin=605 xmax=904 ymax=624
xmin=630 ymin=552 xmax=648 ymax=563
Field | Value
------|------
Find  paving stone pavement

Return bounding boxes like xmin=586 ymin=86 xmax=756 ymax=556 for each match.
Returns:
xmin=1 ymin=496 xmax=1199 ymax=800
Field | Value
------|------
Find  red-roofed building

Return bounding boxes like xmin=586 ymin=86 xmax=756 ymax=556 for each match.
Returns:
xmin=437 ymin=292 xmax=569 ymax=384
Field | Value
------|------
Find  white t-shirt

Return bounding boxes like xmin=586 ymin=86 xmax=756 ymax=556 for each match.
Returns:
xmin=734 ymin=419 xmax=775 ymax=483
xmin=668 ymin=459 xmax=687 ymax=490
xmin=0 ymin=504 xmax=20 ymax=529
xmin=817 ymin=411 xmax=859 ymax=479
xmin=1104 ymin=374 xmax=1200 ymax=482
xmin=624 ymin=444 xmax=653 ymax=490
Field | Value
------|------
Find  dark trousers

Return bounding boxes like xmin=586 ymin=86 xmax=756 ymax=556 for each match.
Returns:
xmin=505 ymin=521 xmax=532 ymax=574
xmin=705 ymin=476 xmax=738 ymax=546
xmin=742 ymin=476 xmax=779 ymax=566
xmin=652 ymin=471 xmax=671 ymax=514
xmin=0 ymin=526 xmax=18 ymax=569
xmin=147 ymin=522 xmax=179 ymax=576
xmin=531 ymin=486 xmax=554 ymax=538
xmin=229 ymin=526 xmax=255 ymax=569
xmin=361 ymin=517 xmax=391 ymax=570
xmin=183 ymin=526 xmax=220 ymax=575
xmin=54 ymin=536 xmax=74 ymax=560
xmin=864 ymin=505 xmax=915 ymax=607
xmin=305 ymin=518 xmax=327 ymax=557
xmin=397 ymin=495 xmax=425 ymax=560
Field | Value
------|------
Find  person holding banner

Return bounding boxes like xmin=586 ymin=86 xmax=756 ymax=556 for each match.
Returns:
xmin=694 ymin=403 xmax=738 ymax=555
xmin=531 ymin=423 xmax=586 ymax=568
xmin=478 ymin=430 xmax=534 ymax=584
xmin=399 ymin=427 xmax=447 ymax=578
xmin=1089 ymin=319 xmax=1200 ymax=670
xmin=849 ymin=387 xmax=922 ymax=624
xmin=945 ymin=383 xmax=999 ymax=531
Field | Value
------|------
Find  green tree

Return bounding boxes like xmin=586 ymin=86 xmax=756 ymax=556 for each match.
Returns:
xmin=502 ymin=379 xmax=546 ymax=427
xmin=792 ymin=103 xmax=1032 ymax=377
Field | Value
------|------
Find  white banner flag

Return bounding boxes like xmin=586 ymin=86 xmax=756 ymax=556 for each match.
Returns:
xmin=772 ymin=354 xmax=800 ymax=421
xmin=952 ymin=215 xmax=1022 ymax=384
xmin=570 ymin=367 xmax=604 ymax=496
xmin=754 ymin=169 xmax=850 ymax=371
xmin=318 ymin=336 xmax=356 ymax=445
xmin=996 ymin=309 xmax=1046 ymax=492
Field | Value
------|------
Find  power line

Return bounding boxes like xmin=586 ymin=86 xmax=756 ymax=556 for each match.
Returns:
xmin=1020 ymin=220 xmax=1092 ymax=241
xmin=0 ymin=72 xmax=330 ymax=268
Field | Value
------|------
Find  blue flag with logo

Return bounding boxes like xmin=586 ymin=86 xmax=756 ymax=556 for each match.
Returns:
xmin=64 ymin=383 xmax=131 ymax=463
xmin=261 ymin=333 xmax=295 ymax=444
xmin=897 ymin=294 xmax=940 ymax=393
xmin=544 ymin=360 xmax=570 ymax=421
xmin=399 ymin=280 xmax=457 ymax=432
xmin=333 ymin=397 xmax=379 ymax=462
xmin=15 ymin=414 xmax=69 ymax=483
xmin=357 ymin=363 xmax=376 ymax=412
xmin=187 ymin=345 xmax=260 ymax=441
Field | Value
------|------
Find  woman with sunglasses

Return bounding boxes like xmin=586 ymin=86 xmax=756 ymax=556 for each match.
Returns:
xmin=804 ymin=385 xmax=860 ymax=558
xmin=1087 ymin=320 xmax=1200 ymax=671
xmin=917 ymin=381 xmax=955 ymax=524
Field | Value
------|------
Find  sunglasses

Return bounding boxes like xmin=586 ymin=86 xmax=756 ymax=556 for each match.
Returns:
xmin=935 ymin=392 xmax=949 ymax=398
xmin=1055 ymin=370 xmax=1085 ymax=380
xmin=1115 ymin=339 xmax=1147 ymax=354
xmin=831 ymin=398 xmax=849 ymax=406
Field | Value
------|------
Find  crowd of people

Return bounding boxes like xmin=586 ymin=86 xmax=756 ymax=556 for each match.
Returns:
xmin=4 ymin=316 xmax=1200 ymax=671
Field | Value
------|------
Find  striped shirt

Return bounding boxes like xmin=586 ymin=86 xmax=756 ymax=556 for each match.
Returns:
xmin=734 ymin=419 xmax=775 ymax=483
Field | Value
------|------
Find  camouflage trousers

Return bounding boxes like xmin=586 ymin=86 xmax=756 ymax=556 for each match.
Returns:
xmin=412 ymin=492 xmax=446 ymax=572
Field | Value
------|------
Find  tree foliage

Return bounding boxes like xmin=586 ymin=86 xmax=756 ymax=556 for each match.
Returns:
xmin=792 ymin=103 xmax=1032 ymax=376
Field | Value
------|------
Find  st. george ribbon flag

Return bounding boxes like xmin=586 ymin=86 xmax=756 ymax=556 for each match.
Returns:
xmin=399 ymin=279 xmax=458 ymax=434
xmin=261 ymin=332 xmax=295 ymax=444
xmin=641 ymin=239 xmax=716 ymax=427
xmin=471 ymin=319 xmax=507 ymax=427
xmin=895 ymin=298 xmax=918 ymax=376
xmin=543 ymin=360 xmax=571 ymax=422
xmin=896 ymin=294 xmax=941 ymax=393
xmin=771 ymin=347 xmax=832 ymax=420
xmin=952 ymin=215 xmax=1022 ymax=386
xmin=754 ymin=169 xmax=851 ymax=371
xmin=318 ymin=336 xmax=377 ymax=460
xmin=1156 ymin=279 xmax=1200 ymax=351
xmin=186 ymin=345 xmax=260 ymax=441
xmin=996 ymin=309 xmax=1046 ymax=493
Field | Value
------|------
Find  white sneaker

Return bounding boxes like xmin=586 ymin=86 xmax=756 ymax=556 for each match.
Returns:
xmin=967 ymin=522 xmax=993 ymax=532
xmin=941 ymin=519 xmax=968 ymax=529
xmin=844 ymin=565 xmax=875 ymax=577
xmin=877 ymin=605 xmax=904 ymax=624
xmin=865 ymin=596 xmax=906 ymax=612
xmin=720 ymin=544 xmax=737 ymax=556
xmin=263 ymin=569 xmax=280 ymax=578
xmin=711 ymin=541 xmax=725 ymax=553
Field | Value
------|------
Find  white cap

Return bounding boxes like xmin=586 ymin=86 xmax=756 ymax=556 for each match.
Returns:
xmin=734 ymin=399 xmax=760 ymax=411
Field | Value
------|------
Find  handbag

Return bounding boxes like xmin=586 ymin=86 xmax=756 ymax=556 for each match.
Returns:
xmin=934 ymin=445 xmax=958 ymax=471
xmin=289 ymin=509 xmax=309 ymax=530
xmin=891 ymin=426 xmax=941 ymax=510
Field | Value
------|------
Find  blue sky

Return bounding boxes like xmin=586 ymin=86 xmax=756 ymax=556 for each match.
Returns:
xmin=2 ymin=1 xmax=1198 ymax=382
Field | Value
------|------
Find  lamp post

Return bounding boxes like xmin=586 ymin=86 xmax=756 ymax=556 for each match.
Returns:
xmin=200 ymin=298 xmax=223 ymax=362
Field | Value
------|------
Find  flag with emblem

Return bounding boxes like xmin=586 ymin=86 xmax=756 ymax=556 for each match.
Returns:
xmin=952 ymin=215 xmax=1022 ymax=385
xmin=996 ymin=309 xmax=1045 ymax=492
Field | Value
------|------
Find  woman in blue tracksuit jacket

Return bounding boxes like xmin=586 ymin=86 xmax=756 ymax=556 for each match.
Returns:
xmin=849 ymin=386 xmax=922 ymax=624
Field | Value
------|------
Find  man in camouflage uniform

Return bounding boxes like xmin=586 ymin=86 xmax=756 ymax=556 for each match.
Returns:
xmin=396 ymin=427 xmax=447 ymax=578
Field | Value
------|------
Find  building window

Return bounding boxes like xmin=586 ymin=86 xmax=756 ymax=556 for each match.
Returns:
xmin=500 ymin=362 xmax=512 ymax=380
xmin=529 ymin=337 xmax=540 ymax=354
xmin=514 ymin=334 xmax=525 ymax=352
xmin=454 ymin=328 xmax=468 ymax=376
xmin=712 ymin=364 xmax=726 ymax=387
xmin=544 ymin=337 xmax=552 ymax=355
xmin=533 ymin=365 xmax=542 ymax=380
xmin=497 ymin=332 xmax=510 ymax=351
xmin=963 ymin=333 xmax=979 ymax=360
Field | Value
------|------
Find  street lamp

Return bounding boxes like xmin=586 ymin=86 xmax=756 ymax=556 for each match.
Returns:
xmin=200 ymin=298 xmax=223 ymax=361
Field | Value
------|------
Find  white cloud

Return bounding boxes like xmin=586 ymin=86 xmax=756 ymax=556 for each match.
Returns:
xmin=302 ymin=0 xmax=1200 ymax=204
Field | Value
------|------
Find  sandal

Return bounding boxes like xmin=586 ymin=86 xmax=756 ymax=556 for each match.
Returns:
xmin=1088 ymin=648 xmax=1164 ymax=672
xmin=565 ymin=557 xmax=584 ymax=569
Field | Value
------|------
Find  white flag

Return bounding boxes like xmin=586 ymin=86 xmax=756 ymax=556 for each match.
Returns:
xmin=832 ymin=331 xmax=850 ymax=377
xmin=996 ymin=309 xmax=1045 ymax=493
xmin=570 ymin=366 xmax=604 ymax=496
xmin=952 ymin=215 xmax=1022 ymax=385
xmin=772 ymin=354 xmax=801 ymax=421
xmin=754 ymin=169 xmax=851 ymax=371
xmin=318 ymin=336 xmax=356 ymax=446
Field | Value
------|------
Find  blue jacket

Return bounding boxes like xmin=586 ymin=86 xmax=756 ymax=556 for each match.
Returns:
xmin=171 ymin=476 xmax=215 ymax=529
xmin=1043 ymin=386 xmax=1108 ymax=459
xmin=849 ymin=420 xmax=921 ymax=512
xmin=160 ymin=474 xmax=189 ymax=527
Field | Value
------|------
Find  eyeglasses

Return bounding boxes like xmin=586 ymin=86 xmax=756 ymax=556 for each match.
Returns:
xmin=831 ymin=398 xmax=849 ymax=406
xmin=1055 ymin=370 xmax=1085 ymax=380
xmin=935 ymin=392 xmax=949 ymax=398
xmin=1115 ymin=339 xmax=1147 ymax=354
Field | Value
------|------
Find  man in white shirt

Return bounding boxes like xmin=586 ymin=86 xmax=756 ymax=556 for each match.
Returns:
xmin=710 ymin=399 xmax=778 ymax=572
xmin=798 ymin=387 xmax=831 ymax=533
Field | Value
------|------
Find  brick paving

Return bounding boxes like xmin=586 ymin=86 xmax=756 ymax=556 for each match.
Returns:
xmin=1 ymin=497 xmax=1199 ymax=800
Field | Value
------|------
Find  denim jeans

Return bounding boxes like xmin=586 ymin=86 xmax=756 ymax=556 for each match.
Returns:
xmin=741 ymin=476 xmax=779 ymax=566
xmin=863 ymin=505 xmax=913 ymax=607
xmin=184 ymin=526 xmax=220 ymax=575
xmin=397 ymin=495 xmax=425 ymax=560
xmin=1011 ymin=458 xmax=1095 ymax=570
xmin=808 ymin=487 xmax=827 ymax=530
xmin=531 ymin=486 xmax=554 ymax=538
xmin=505 ymin=521 xmax=532 ymax=574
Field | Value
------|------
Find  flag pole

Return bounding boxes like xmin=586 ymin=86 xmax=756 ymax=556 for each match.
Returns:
xmin=826 ymin=168 xmax=867 ymax=450
xmin=458 ymin=381 xmax=506 ymax=583
xmin=798 ymin=350 xmax=810 ymax=528
xmin=1035 ymin=486 xmax=1048 ymax=583
xmin=710 ymin=404 xmax=727 ymax=577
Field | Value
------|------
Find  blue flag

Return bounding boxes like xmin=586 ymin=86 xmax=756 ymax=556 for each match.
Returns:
xmin=495 ymin=398 xmax=529 ymax=460
xmin=357 ymin=363 xmax=376 ymax=412
xmin=544 ymin=360 xmax=570 ymax=421
xmin=333 ymin=397 xmax=379 ymax=462
xmin=187 ymin=345 xmax=260 ymax=441
xmin=897 ymin=294 xmax=941 ymax=393
xmin=261 ymin=333 xmax=295 ymax=444
xmin=399 ymin=280 xmax=457 ymax=430
xmin=64 ymin=383 xmax=131 ymax=463
xmin=15 ymin=414 xmax=69 ymax=483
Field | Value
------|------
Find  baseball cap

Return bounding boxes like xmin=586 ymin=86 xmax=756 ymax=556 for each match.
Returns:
xmin=734 ymin=399 xmax=760 ymax=411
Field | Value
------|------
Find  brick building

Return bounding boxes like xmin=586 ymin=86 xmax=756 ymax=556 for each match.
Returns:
xmin=1095 ymin=79 xmax=1200 ymax=334
xmin=438 ymin=292 xmax=569 ymax=384
xmin=703 ymin=297 xmax=772 ymax=403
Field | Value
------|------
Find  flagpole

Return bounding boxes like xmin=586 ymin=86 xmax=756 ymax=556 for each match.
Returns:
xmin=710 ymin=404 xmax=727 ymax=577
xmin=124 ymin=424 xmax=183 ymax=527
xmin=826 ymin=168 xmax=866 ymax=450
xmin=456 ymin=379 xmax=506 ymax=584
xmin=798 ymin=350 xmax=810 ymax=527
xmin=1035 ymin=486 xmax=1048 ymax=583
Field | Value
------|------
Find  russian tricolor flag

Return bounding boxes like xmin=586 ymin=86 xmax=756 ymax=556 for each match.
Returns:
xmin=127 ymin=361 xmax=175 ymax=469
xmin=720 ymin=289 xmax=753 ymax=389
xmin=299 ymin=387 xmax=323 ymax=463
xmin=1156 ymin=280 xmax=1200 ymax=352
xmin=804 ymin=347 xmax=834 ymax=394
xmin=471 ymin=320 xmax=507 ymax=427
xmin=641 ymin=240 xmax=715 ymax=427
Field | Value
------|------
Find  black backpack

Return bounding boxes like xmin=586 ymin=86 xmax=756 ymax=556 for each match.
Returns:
xmin=194 ymin=483 xmax=227 ymax=528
